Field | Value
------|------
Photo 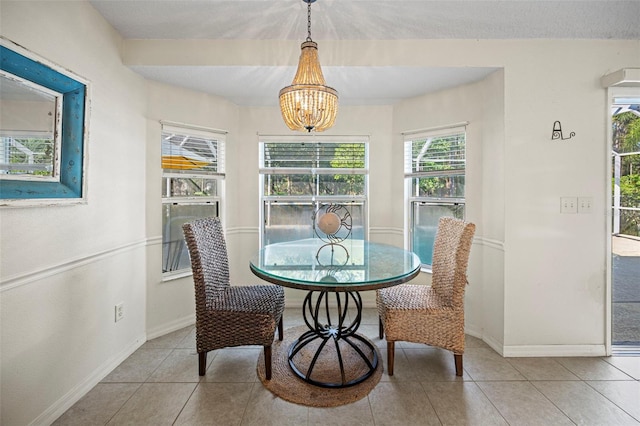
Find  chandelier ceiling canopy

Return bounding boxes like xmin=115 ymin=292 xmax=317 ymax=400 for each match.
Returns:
xmin=279 ymin=0 xmax=338 ymax=132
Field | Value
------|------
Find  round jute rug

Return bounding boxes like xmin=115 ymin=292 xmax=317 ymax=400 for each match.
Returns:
xmin=256 ymin=325 xmax=382 ymax=407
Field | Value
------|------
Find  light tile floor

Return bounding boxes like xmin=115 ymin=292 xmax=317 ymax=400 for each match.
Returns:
xmin=54 ymin=308 xmax=640 ymax=425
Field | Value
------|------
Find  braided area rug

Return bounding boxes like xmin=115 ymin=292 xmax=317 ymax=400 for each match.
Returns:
xmin=257 ymin=325 xmax=382 ymax=407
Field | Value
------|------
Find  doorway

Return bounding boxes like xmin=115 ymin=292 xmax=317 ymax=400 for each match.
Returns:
xmin=610 ymin=90 xmax=640 ymax=354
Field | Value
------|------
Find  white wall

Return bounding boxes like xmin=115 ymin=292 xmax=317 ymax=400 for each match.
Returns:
xmin=498 ymin=41 xmax=634 ymax=355
xmin=125 ymin=36 xmax=637 ymax=355
xmin=1 ymin=1 xmax=639 ymax=424
xmin=144 ymin=80 xmax=240 ymax=337
xmin=392 ymin=74 xmax=504 ymax=341
xmin=388 ymin=40 xmax=639 ymax=355
xmin=0 ymin=2 xmax=148 ymax=425
xmin=479 ymin=69 xmax=507 ymax=350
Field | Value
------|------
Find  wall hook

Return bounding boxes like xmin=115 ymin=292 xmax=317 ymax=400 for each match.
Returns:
xmin=551 ymin=121 xmax=575 ymax=140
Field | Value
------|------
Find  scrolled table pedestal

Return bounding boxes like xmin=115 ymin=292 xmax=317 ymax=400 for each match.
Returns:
xmin=287 ymin=290 xmax=378 ymax=388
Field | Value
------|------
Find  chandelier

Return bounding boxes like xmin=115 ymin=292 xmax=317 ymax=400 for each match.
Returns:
xmin=279 ymin=0 xmax=338 ymax=132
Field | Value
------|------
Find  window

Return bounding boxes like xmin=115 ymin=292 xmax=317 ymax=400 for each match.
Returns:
xmin=161 ymin=123 xmax=225 ymax=276
xmin=259 ymin=135 xmax=368 ymax=246
xmin=404 ymin=125 xmax=466 ymax=267
xmin=0 ymin=40 xmax=87 ymax=202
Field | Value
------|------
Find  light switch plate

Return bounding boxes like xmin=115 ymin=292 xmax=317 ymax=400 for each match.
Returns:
xmin=578 ymin=197 xmax=593 ymax=214
xmin=561 ymin=197 xmax=577 ymax=214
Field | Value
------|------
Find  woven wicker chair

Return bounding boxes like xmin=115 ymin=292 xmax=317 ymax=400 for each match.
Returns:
xmin=376 ymin=217 xmax=476 ymax=376
xmin=182 ymin=217 xmax=285 ymax=379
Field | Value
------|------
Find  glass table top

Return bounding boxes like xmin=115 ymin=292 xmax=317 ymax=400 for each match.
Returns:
xmin=250 ymin=238 xmax=421 ymax=292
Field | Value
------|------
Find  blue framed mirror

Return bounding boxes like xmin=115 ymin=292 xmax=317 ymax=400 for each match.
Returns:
xmin=0 ymin=38 xmax=88 ymax=202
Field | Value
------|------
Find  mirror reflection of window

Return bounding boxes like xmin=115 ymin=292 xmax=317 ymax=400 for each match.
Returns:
xmin=0 ymin=71 xmax=62 ymax=181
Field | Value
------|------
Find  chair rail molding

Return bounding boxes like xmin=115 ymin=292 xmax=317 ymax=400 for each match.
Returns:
xmin=369 ymin=226 xmax=403 ymax=236
xmin=474 ymin=236 xmax=504 ymax=251
xmin=0 ymin=238 xmax=148 ymax=292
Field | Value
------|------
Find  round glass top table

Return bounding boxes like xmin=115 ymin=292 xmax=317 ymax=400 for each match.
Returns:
xmin=250 ymin=238 xmax=421 ymax=388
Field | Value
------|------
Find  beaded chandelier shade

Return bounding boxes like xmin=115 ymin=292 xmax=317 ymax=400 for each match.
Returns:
xmin=279 ymin=0 xmax=338 ymax=132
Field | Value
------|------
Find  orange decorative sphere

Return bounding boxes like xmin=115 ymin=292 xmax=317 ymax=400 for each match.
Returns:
xmin=317 ymin=212 xmax=341 ymax=235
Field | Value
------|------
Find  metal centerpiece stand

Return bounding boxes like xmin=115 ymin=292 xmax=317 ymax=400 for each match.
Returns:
xmin=285 ymin=204 xmax=378 ymax=387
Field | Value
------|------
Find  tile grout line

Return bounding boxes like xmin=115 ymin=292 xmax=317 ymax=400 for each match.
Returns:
xmin=416 ymin=377 xmax=445 ymax=426
xmin=501 ymin=357 xmax=572 ymax=422
xmin=471 ymin=380 xmax=517 ymax=425
xmin=525 ymin=380 xmax=579 ymax=426
xmin=103 ymin=382 xmax=143 ymax=426
xmin=582 ymin=380 xmax=640 ymax=423
xmin=171 ymin=382 xmax=200 ymax=425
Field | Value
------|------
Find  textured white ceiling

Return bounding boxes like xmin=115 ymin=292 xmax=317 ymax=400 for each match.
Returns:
xmin=90 ymin=0 xmax=640 ymax=40
xmin=89 ymin=0 xmax=640 ymax=106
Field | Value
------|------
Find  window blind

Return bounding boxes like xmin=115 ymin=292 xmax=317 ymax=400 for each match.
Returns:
xmin=404 ymin=126 xmax=466 ymax=177
xmin=161 ymin=125 xmax=225 ymax=175
xmin=260 ymin=138 xmax=368 ymax=175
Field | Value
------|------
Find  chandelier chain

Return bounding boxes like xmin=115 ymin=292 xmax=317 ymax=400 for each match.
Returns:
xmin=306 ymin=1 xmax=312 ymax=41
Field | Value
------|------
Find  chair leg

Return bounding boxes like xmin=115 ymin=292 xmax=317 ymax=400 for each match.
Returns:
xmin=379 ymin=317 xmax=384 ymax=339
xmin=278 ymin=316 xmax=283 ymax=341
xmin=264 ymin=345 xmax=272 ymax=380
xmin=387 ymin=341 xmax=395 ymax=376
xmin=198 ymin=352 xmax=207 ymax=376
xmin=454 ymin=353 xmax=463 ymax=376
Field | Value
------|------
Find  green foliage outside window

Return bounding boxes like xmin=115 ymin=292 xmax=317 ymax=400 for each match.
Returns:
xmin=1 ymin=137 xmax=54 ymax=177
xmin=330 ymin=143 xmax=365 ymax=195
xmin=264 ymin=142 xmax=366 ymax=197
xmin=411 ymin=134 xmax=465 ymax=198
xmin=612 ymin=111 xmax=640 ymax=236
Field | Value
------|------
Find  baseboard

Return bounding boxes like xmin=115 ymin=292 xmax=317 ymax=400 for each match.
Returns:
xmin=147 ymin=314 xmax=196 ymax=340
xmin=482 ymin=334 xmax=505 ymax=356
xmin=464 ymin=324 xmax=483 ymax=340
xmin=30 ymin=333 xmax=146 ymax=426
xmin=502 ymin=344 xmax=607 ymax=357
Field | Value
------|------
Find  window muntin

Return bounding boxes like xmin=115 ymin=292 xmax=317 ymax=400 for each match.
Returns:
xmin=405 ymin=127 xmax=466 ymax=267
xmin=259 ymin=136 xmax=368 ymax=247
xmin=161 ymin=124 xmax=225 ymax=276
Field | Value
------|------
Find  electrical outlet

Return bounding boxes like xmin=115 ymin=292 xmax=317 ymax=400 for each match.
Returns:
xmin=115 ymin=302 xmax=124 ymax=322
xmin=560 ymin=197 xmax=577 ymax=214
xmin=578 ymin=197 xmax=593 ymax=214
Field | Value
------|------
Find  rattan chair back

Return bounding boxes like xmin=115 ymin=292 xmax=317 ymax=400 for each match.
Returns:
xmin=181 ymin=216 xmax=285 ymax=378
xmin=431 ymin=217 xmax=476 ymax=308
xmin=183 ymin=217 xmax=230 ymax=304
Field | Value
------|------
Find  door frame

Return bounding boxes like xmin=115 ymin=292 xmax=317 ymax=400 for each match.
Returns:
xmin=605 ymin=85 xmax=640 ymax=355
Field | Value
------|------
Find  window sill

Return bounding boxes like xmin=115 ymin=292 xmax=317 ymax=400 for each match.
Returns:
xmin=420 ymin=266 xmax=433 ymax=274
xmin=162 ymin=270 xmax=192 ymax=282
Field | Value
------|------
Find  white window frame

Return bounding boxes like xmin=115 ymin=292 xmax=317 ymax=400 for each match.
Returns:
xmin=259 ymin=134 xmax=369 ymax=248
xmin=404 ymin=124 xmax=467 ymax=269
xmin=161 ymin=122 xmax=226 ymax=278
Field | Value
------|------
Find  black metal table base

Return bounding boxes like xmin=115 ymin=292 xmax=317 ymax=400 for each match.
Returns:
xmin=287 ymin=290 xmax=377 ymax=388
